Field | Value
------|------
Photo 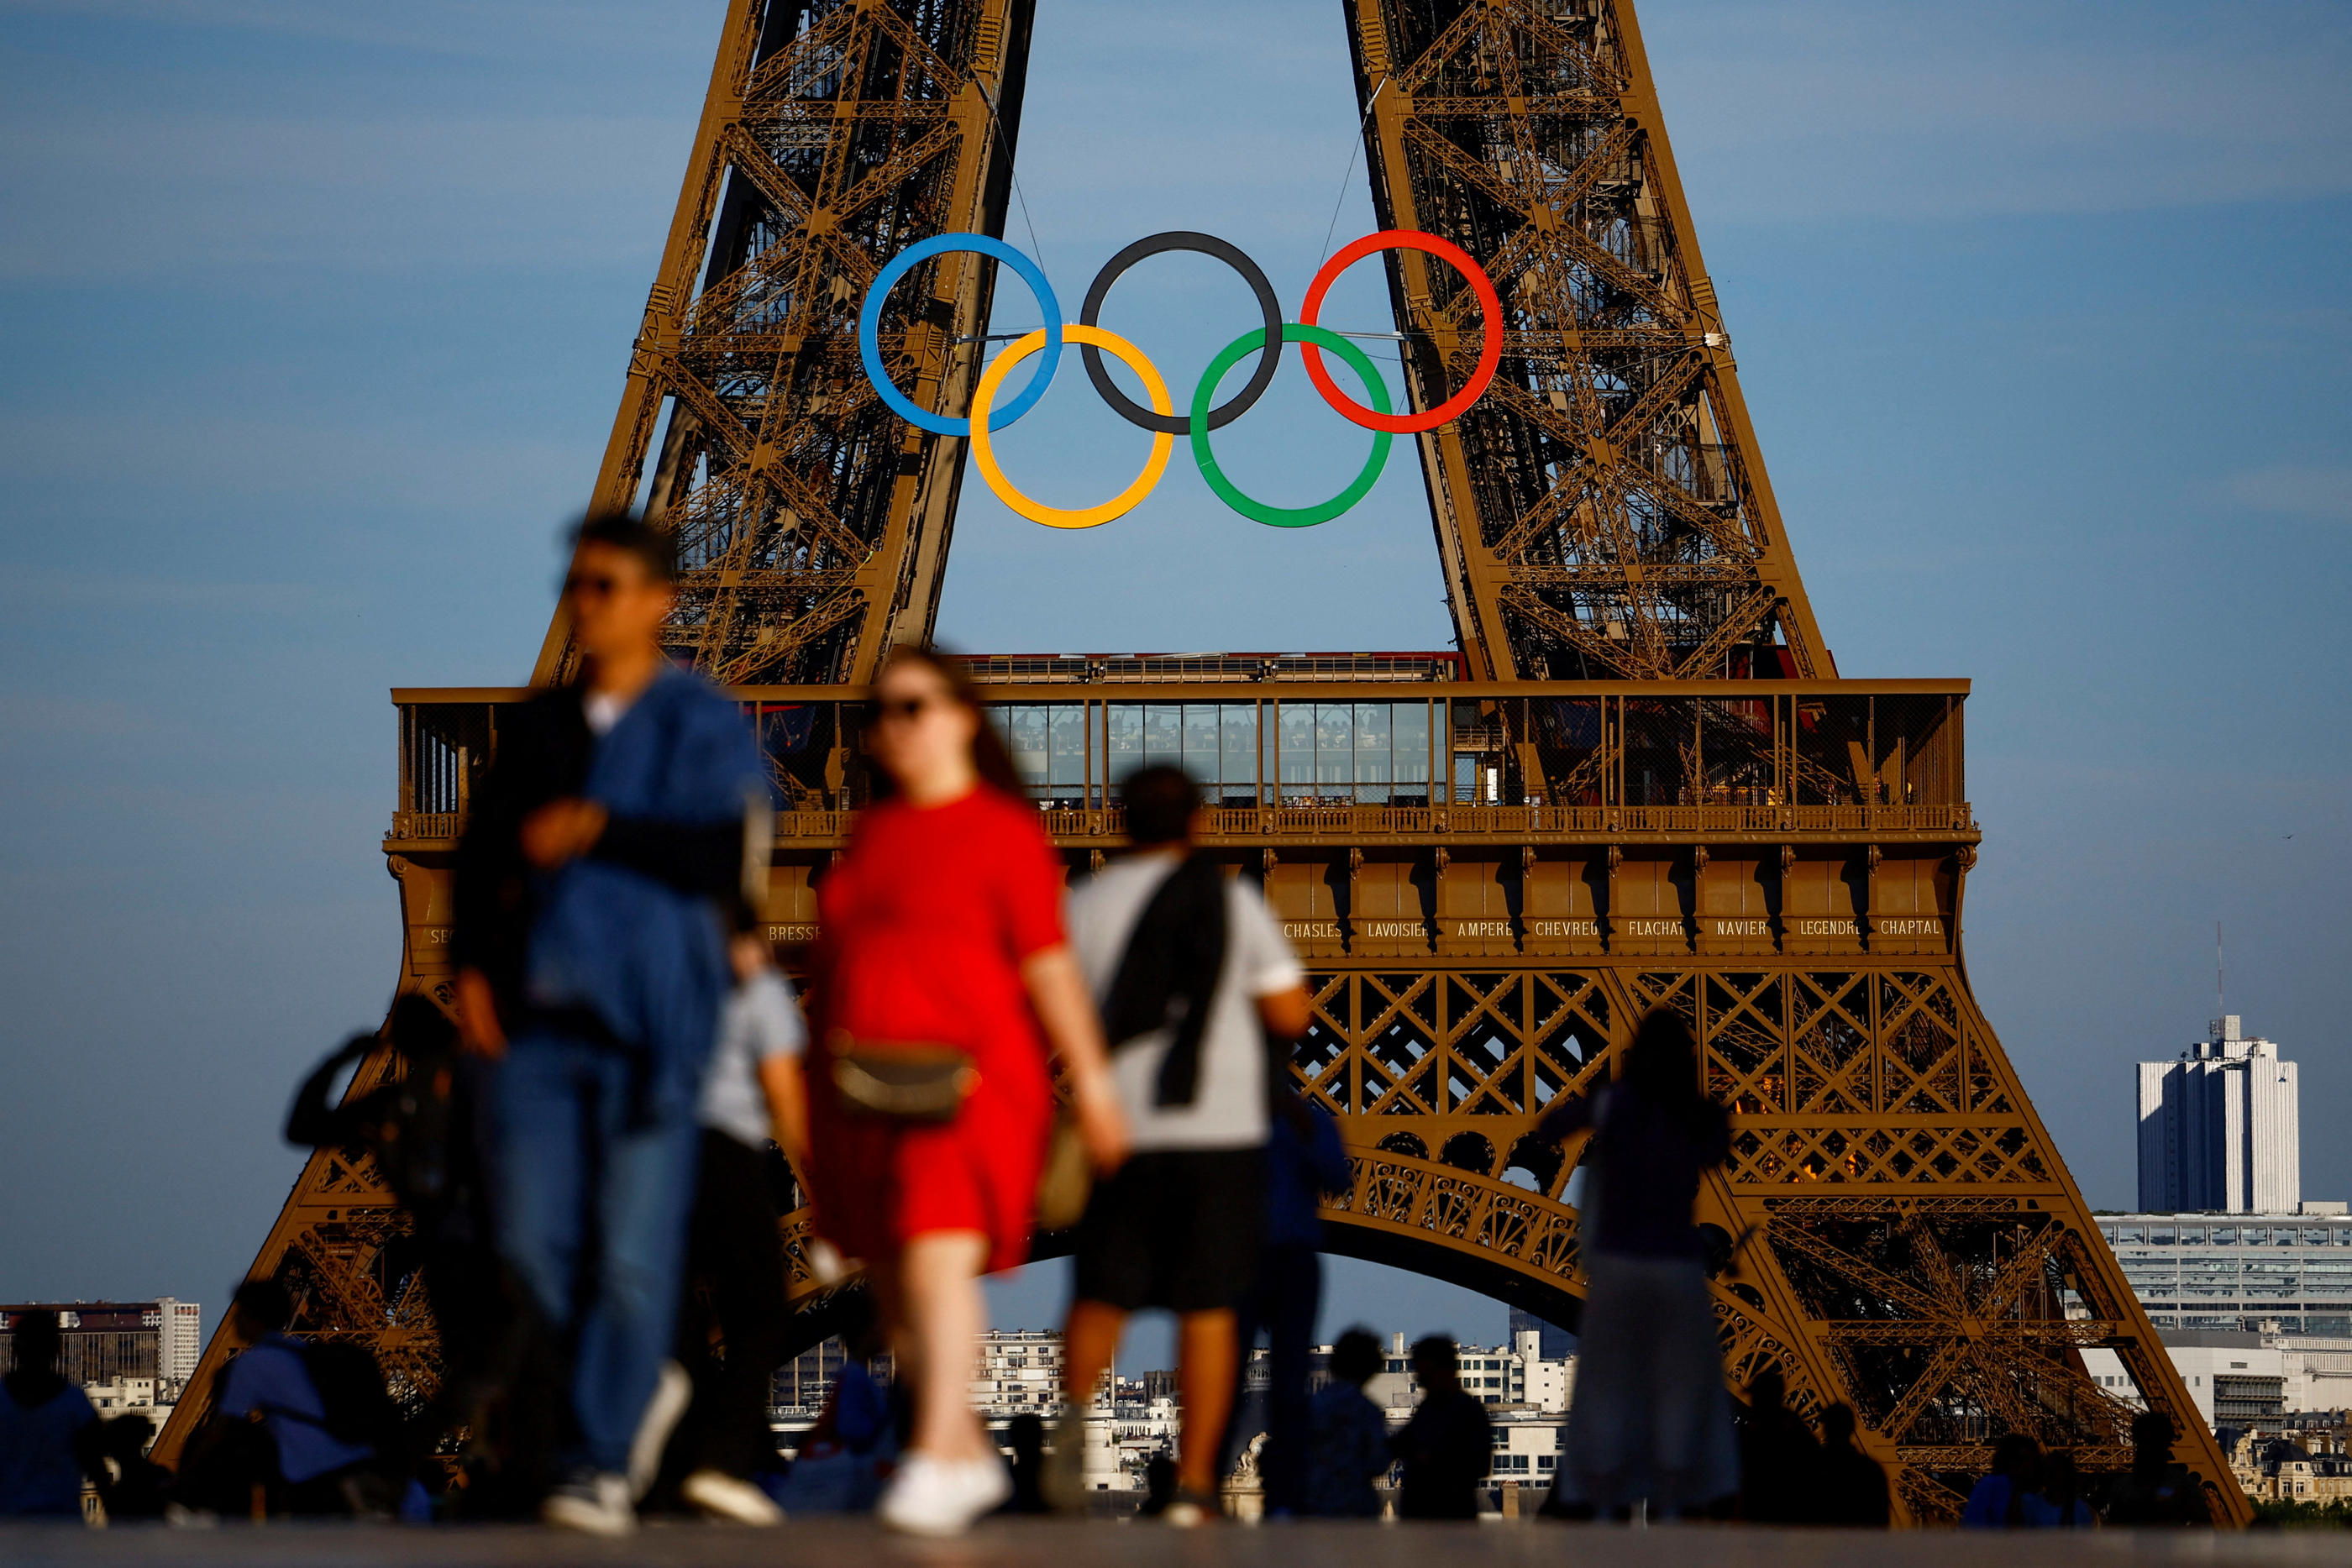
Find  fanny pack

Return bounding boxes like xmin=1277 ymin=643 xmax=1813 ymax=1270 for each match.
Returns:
xmin=826 ymin=1030 xmax=976 ymax=1122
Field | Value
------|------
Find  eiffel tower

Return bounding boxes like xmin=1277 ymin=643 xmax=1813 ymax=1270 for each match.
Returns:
xmin=156 ymin=0 xmax=2248 ymax=1525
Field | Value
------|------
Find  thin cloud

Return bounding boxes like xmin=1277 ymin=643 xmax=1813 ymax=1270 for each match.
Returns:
xmin=2223 ymin=465 xmax=2352 ymax=524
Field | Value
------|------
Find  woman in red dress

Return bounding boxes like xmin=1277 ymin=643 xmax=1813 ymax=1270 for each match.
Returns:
xmin=805 ymin=649 xmax=1127 ymax=1535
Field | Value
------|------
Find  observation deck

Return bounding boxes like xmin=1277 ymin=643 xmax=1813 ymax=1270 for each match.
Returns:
xmin=384 ymin=655 xmax=1975 ymax=969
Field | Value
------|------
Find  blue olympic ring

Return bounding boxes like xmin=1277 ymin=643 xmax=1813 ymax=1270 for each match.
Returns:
xmin=856 ymin=233 xmax=1063 ymax=435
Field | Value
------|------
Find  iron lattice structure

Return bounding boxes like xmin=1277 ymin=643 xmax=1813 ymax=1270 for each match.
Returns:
xmin=1344 ymin=0 xmax=1832 ymax=682
xmin=160 ymin=0 xmax=2248 ymax=1529
xmin=533 ymin=0 xmax=1039 ymax=688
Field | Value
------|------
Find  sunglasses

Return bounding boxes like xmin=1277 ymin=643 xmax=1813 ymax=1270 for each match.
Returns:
xmin=866 ymin=693 xmax=953 ymax=724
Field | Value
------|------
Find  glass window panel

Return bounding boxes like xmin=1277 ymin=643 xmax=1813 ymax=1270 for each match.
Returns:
xmin=2275 ymin=1229 xmax=2299 ymax=1245
xmin=1107 ymin=705 xmax=1143 ymax=784
xmin=2243 ymin=1228 xmax=2270 ymax=1245
xmin=1278 ymin=702 xmax=1314 ymax=797
xmin=1183 ymin=704 xmax=1219 ymax=782
xmin=2180 ymin=1227 xmax=2207 ymax=1244
xmin=1048 ymin=705 xmax=1087 ymax=790
xmin=2151 ymin=1226 xmax=2176 ymax=1245
xmin=1394 ymin=701 xmax=1431 ymax=789
xmin=1354 ymin=702 xmax=1392 ymax=803
xmin=1145 ymin=704 xmax=1183 ymax=771
xmin=1315 ymin=703 xmax=1353 ymax=798
xmin=1005 ymin=705 xmax=1049 ymax=788
xmin=2212 ymin=1227 xmax=2239 ymax=1245
xmin=2117 ymin=1228 xmax=2145 ymax=1245
xmin=1219 ymin=705 xmax=1257 ymax=796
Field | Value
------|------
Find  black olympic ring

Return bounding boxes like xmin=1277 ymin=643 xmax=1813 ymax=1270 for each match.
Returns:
xmin=1079 ymin=231 xmax=1284 ymax=436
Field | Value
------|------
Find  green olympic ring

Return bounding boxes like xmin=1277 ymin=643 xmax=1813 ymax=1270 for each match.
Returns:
xmin=1189 ymin=324 xmax=1393 ymax=529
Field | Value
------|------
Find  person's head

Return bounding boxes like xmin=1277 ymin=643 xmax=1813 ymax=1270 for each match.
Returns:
xmin=1819 ymin=1403 xmax=1857 ymax=1445
xmin=837 ymin=1287 xmax=887 ymax=1363
xmin=2131 ymin=1410 xmax=2176 ymax=1474
xmin=864 ymin=648 xmax=1023 ymax=802
xmin=1622 ymin=1008 xmax=1700 ymax=1101
xmin=1119 ymin=765 xmax=1200 ymax=850
xmin=1410 ymin=1335 xmax=1459 ymax=1393
xmin=1331 ymin=1328 xmax=1383 ymax=1389
xmin=1989 ymin=1431 xmax=2042 ymax=1481
xmin=232 ymin=1277 xmax=295 ymax=1338
xmin=102 ymin=1413 xmax=156 ymax=1461
xmin=386 ymin=992 xmax=458 ymax=1066
xmin=1006 ymin=1412 xmax=1044 ymax=1460
xmin=1142 ymin=1451 xmax=1178 ymax=1507
xmin=1747 ymin=1365 xmax=1788 ymax=1413
xmin=728 ymin=930 xmax=775 ymax=983
xmin=8 ymin=1310 xmax=62 ymax=1373
xmin=562 ymin=511 xmax=675 ymax=669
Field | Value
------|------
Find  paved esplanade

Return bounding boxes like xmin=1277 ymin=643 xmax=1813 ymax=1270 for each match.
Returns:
xmin=2 ymin=1523 xmax=2342 ymax=1568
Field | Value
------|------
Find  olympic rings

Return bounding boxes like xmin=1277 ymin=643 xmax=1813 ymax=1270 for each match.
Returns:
xmin=1299 ymin=229 xmax=1502 ymax=434
xmin=858 ymin=233 xmax=1061 ymax=435
xmin=853 ymin=228 xmax=1502 ymax=527
xmin=969 ymin=324 xmax=1174 ymax=529
xmin=1193 ymin=325 xmax=1391 ymax=529
xmin=1080 ymin=232 xmax=1283 ymax=436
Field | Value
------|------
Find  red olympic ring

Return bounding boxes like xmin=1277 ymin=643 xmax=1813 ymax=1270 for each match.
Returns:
xmin=1298 ymin=229 xmax=1503 ymax=434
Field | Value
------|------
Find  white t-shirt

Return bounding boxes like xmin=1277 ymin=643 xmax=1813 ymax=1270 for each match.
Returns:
xmin=700 ymin=968 xmax=806 ymax=1148
xmin=1065 ymin=854 xmax=1305 ymax=1152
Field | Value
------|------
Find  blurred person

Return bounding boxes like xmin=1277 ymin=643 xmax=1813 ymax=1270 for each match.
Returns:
xmin=91 ymin=1414 xmax=172 ymax=1522
xmin=1137 ymin=1451 xmax=1179 ymax=1517
xmin=2039 ymin=1450 xmax=2095 ymax=1527
xmin=774 ymin=1299 xmax=896 ymax=1514
xmin=665 ymin=923 xmax=807 ymax=1525
xmin=1812 ymin=1403 xmax=1890 ymax=1527
xmin=1224 ymin=1091 xmax=1351 ymax=1516
xmin=2103 ymin=1411 xmax=2210 ymax=1525
xmin=1000 ymin=1413 xmax=1049 ymax=1514
xmin=1962 ymin=1433 xmax=2045 ymax=1528
xmin=1534 ymin=1009 xmax=1737 ymax=1518
xmin=802 ymin=648 xmax=1126 ymax=1536
xmin=179 ymin=1280 xmax=392 ymax=1518
xmin=1053 ymin=764 xmax=1312 ymax=1525
xmin=284 ymin=996 xmax=534 ymax=1450
xmin=451 ymin=511 xmax=767 ymax=1535
xmin=1302 ymin=1327 xmax=1390 ymax=1518
xmin=1737 ymin=1366 xmax=1820 ymax=1523
xmin=0 ymin=1309 xmax=100 ymax=1518
xmin=1390 ymin=1335 xmax=1491 ymax=1520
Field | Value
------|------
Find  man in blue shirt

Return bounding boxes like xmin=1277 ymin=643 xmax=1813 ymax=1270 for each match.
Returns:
xmin=211 ymin=1281 xmax=379 ymax=1512
xmin=454 ymin=512 xmax=765 ymax=1535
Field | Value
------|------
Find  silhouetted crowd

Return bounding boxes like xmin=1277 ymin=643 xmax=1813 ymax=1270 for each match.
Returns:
xmin=0 ymin=511 xmax=2231 ymax=1534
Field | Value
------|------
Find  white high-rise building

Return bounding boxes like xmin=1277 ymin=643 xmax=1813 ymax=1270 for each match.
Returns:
xmin=2138 ymin=1016 xmax=2299 ymax=1214
xmin=154 ymin=1299 xmax=202 ymax=1394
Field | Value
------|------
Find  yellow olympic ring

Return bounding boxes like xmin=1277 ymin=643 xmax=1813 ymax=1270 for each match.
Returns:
xmin=968 ymin=324 xmax=1173 ymax=529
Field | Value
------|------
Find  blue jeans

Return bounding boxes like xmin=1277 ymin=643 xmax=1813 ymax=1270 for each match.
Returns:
xmin=492 ymin=1030 xmax=701 ymax=1476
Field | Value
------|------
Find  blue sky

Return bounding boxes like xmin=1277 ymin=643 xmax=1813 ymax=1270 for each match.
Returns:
xmin=3 ymin=1 xmax=2348 ymax=1360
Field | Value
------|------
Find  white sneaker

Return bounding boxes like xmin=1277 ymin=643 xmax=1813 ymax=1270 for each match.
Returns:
xmin=542 ymin=1471 xmax=636 ymax=1536
xmin=879 ymin=1451 xmax=1012 ymax=1537
xmin=682 ymin=1467 xmax=785 ymax=1525
xmin=627 ymin=1359 xmax=694 ymax=1501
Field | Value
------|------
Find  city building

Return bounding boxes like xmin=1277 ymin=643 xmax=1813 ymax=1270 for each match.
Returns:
xmin=2225 ymin=1430 xmax=2352 ymax=1506
xmin=2083 ymin=1326 xmax=2352 ymax=1429
xmin=1507 ymin=1307 xmax=1574 ymax=1360
xmin=2094 ymin=1209 xmax=2352 ymax=1339
xmin=1367 ymin=1329 xmax=1575 ymax=1414
xmin=2139 ymin=1015 xmax=2301 ymax=1214
xmin=0 ymin=1299 xmax=202 ymax=1401
xmin=970 ymin=1329 xmax=1064 ymax=1416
